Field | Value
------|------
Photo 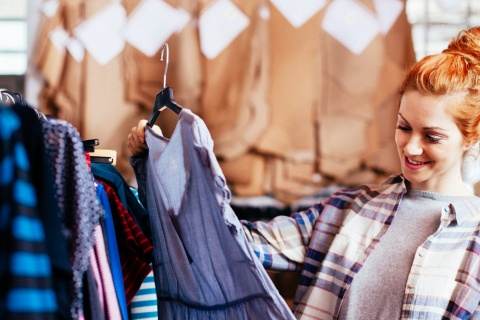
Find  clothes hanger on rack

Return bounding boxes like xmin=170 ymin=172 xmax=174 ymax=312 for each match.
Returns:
xmin=82 ymin=138 xmax=117 ymax=165
xmin=147 ymin=43 xmax=183 ymax=127
xmin=1 ymin=89 xmax=48 ymax=120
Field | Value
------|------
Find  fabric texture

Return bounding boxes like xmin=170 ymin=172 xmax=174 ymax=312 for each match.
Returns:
xmin=42 ymin=118 xmax=104 ymax=319
xmin=97 ymin=181 xmax=153 ymax=304
xmin=131 ymin=109 xmax=295 ymax=319
xmin=338 ymin=190 xmax=448 ymax=319
xmin=91 ymin=162 xmax=151 ymax=242
xmin=130 ymin=271 xmax=158 ymax=320
xmin=11 ymin=103 xmax=72 ymax=319
xmin=0 ymin=105 xmax=57 ymax=319
xmin=242 ymin=174 xmax=480 ymax=319
xmin=95 ymin=183 xmax=128 ymax=319
xmin=90 ymin=224 xmax=122 ymax=319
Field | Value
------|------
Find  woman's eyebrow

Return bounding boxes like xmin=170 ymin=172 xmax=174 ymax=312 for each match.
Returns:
xmin=398 ymin=113 xmax=448 ymax=131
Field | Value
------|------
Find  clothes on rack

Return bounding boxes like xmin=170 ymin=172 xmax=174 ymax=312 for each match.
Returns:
xmin=1 ymin=97 xmax=153 ymax=320
xmin=131 ymin=108 xmax=295 ymax=319
xmin=0 ymin=105 xmax=58 ymax=319
xmin=95 ymin=182 xmax=128 ymax=320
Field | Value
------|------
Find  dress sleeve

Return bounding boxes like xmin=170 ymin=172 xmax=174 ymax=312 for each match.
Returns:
xmin=241 ymin=200 xmax=326 ymax=271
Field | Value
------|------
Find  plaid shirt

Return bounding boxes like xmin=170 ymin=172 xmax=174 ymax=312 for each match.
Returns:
xmin=242 ymin=174 xmax=480 ymax=319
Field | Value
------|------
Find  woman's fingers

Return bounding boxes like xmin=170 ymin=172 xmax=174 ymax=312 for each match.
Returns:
xmin=127 ymin=119 xmax=163 ymax=156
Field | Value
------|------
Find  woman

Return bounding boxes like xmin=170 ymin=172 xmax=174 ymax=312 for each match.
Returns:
xmin=128 ymin=27 xmax=480 ymax=319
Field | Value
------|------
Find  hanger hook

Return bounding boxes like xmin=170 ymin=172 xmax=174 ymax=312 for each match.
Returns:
xmin=161 ymin=43 xmax=169 ymax=88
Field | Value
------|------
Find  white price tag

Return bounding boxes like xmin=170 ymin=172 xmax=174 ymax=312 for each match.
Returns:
xmin=125 ymin=0 xmax=190 ymax=57
xmin=42 ymin=0 xmax=60 ymax=18
xmin=374 ymin=0 xmax=404 ymax=35
xmin=67 ymin=38 xmax=85 ymax=62
xmin=48 ymin=27 xmax=69 ymax=52
xmin=74 ymin=2 xmax=127 ymax=65
xmin=199 ymin=0 xmax=250 ymax=60
xmin=322 ymin=0 xmax=379 ymax=55
xmin=270 ymin=0 xmax=327 ymax=28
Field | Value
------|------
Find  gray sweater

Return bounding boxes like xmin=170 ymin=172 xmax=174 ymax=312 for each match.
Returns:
xmin=338 ymin=189 xmax=473 ymax=320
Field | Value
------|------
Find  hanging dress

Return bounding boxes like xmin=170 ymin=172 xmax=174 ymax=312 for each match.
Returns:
xmin=132 ymin=109 xmax=295 ymax=319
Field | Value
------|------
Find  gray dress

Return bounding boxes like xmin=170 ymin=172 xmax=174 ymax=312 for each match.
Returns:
xmin=132 ymin=109 xmax=295 ymax=319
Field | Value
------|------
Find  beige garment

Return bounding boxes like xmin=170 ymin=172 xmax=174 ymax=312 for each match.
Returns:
xmin=221 ymin=154 xmax=267 ymax=196
xmin=34 ymin=0 xmax=152 ymax=182
xmin=318 ymin=112 xmax=370 ymax=178
xmin=270 ymin=159 xmax=324 ymax=204
xmin=314 ymin=0 xmax=415 ymax=180
xmin=365 ymin=8 xmax=416 ymax=174
xmin=253 ymin=3 xmax=323 ymax=158
xmin=199 ymin=0 xmax=270 ymax=160
xmin=123 ymin=0 xmax=202 ymax=137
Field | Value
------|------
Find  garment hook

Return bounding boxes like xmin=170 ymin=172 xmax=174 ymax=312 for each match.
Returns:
xmin=161 ymin=43 xmax=169 ymax=89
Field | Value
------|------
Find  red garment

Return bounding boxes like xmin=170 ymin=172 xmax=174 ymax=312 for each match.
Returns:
xmin=97 ymin=181 xmax=153 ymax=304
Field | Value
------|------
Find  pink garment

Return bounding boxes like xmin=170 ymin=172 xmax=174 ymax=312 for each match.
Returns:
xmin=89 ymin=247 xmax=105 ymax=314
xmin=91 ymin=224 xmax=122 ymax=319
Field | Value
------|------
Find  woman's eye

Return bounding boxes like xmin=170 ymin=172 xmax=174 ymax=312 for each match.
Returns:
xmin=396 ymin=125 xmax=410 ymax=131
xmin=426 ymin=135 xmax=442 ymax=143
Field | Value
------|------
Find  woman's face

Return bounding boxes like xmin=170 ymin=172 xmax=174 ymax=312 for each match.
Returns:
xmin=395 ymin=90 xmax=471 ymax=195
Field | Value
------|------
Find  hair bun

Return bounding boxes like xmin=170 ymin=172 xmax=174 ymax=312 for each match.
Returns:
xmin=443 ymin=27 xmax=480 ymax=65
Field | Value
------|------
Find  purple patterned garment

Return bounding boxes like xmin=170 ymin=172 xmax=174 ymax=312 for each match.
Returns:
xmin=42 ymin=118 xmax=104 ymax=319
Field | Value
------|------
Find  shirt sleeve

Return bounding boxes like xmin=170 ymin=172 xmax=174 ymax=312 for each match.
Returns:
xmin=241 ymin=200 xmax=326 ymax=271
xmin=130 ymin=154 xmax=148 ymax=207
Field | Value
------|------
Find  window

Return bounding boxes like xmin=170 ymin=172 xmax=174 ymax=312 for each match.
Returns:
xmin=406 ymin=0 xmax=480 ymax=60
xmin=0 ymin=0 xmax=28 ymax=75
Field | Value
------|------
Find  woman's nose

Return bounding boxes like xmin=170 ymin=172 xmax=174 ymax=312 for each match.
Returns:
xmin=404 ymin=136 xmax=423 ymax=156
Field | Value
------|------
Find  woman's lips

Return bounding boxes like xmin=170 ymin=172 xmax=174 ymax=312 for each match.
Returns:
xmin=404 ymin=155 xmax=429 ymax=170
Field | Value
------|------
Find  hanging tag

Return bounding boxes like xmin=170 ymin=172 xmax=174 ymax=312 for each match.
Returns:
xmin=270 ymin=0 xmax=327 ymax=28
xmin=67 ymin=38 xmax=85 ymax=62
xmin=74 ymin=2 xmax=127 ymax=65
xmin=125 ymin=0 xmax=190 ymax=57
xmin=42 ymin=0 xmax=60 ymax=18
xmin=199 ymin=0 xmax=250 ymax=60
xmin=322 ymin=0 xmax=379 ymax=55
xmin=374 ymin=0 xmax=404 ymax=35
xmin=48 ymin=27 xmax=69 ymax=52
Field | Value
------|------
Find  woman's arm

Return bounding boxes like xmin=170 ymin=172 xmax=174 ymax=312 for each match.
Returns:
xmin=241 ymin=201 xmax=325 ymax=271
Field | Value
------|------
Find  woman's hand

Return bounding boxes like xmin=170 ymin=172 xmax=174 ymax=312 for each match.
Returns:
xmin=127 ymin=119 xmax=162 ymax=156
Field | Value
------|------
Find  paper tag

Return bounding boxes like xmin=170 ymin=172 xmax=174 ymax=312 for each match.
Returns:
xmin=322 ymin=0 xmax=379 ymax=55
xmin=42 ymin=0 xmax=60 ymax=18
xmin=174 ymin=7 xmax=191 ymax=33
xmin=374 ymin=0 xmax=404 ymax=35
xmin=270 ymin=0 xmax=327 ymax=28
xmin=74 ymin=2 xmax=126 ymax=65
xmin=258 ymin=5 xmax=270 ymax=20
xmin=199 ymin=0 xmax=250 ymax=60
xmin=67 ymin=38 xmax=85 ymax=62
xmin=49 ymin=27 xmax=69 ymax=52
xmin=125 ymin=0 xmax=190 ymax=57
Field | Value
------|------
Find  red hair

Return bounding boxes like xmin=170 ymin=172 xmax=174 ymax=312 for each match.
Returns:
xmin=400 ymin=27 xmax=480 ymax=146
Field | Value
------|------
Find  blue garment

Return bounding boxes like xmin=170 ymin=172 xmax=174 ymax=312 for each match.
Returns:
xmin=132 ymin=109 xmax=295 ymax=319
xmin=96 ymin=182 xmax=128 ymax=320
xmin=130 ymin=271 xmax=158 ymax=319
xmin=92 ymin=162 xmax=151 ymax=242
xmin=0 ymin=106 xmax=57 ymax=318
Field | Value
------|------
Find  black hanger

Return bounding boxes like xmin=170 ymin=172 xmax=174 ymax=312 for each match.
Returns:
xmin=147 ymin=43 xmax=183 ymax=127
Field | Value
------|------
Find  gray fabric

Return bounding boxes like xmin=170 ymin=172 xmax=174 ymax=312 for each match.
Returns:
xmin=42 ymin=118 xmax=104 ymax=319
xmin=338 ymin=189 xmax=471 ymax=320
xmin=139 ymin=109 xmax=295 ymax=319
